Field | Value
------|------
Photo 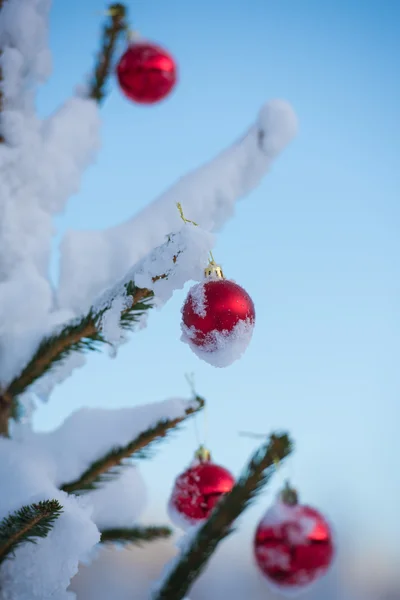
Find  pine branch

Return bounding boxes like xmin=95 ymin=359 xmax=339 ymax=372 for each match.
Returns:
xmin=61 ymin=396 xmax=205 ymax=494
xmin=101 ymin=525 xmax=172 ymax=545
xmin=89 ymin=3 xmax=128 ymax=102
xmin=152 ymin=432 xmax=293 ymax=600
xmin=6 ymin=284 xmax=153 ymax=401
xmin=0 ymin=500 xmax=63 ymax=564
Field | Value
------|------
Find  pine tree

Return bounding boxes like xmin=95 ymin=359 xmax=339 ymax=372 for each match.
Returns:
xmin=0 ymin=2 xmax=299 ymax=598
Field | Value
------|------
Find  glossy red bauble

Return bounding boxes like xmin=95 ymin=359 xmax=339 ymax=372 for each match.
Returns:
xmin=254 ymin=500 xmax=334 ymax=591
xmin=181 ymin=278 xmax=255 ymax=369
xmin=182 ymin=279 xmax=255 ymax=347
xmin=168 ymin=457 xmax=235 ymax=530
xmin=116 ymin=42 xmax=177 ymax=104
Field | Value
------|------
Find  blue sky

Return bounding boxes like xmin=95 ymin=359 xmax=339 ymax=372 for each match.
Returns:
xmin=34 ymin=0 xmax=399 ymax=566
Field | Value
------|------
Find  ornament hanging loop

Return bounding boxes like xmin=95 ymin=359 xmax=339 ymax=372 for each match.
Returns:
xmin=177 ymin=202 xmax=198 ymax=227
xmin=175 ymin=203 xmax=224 ymax=279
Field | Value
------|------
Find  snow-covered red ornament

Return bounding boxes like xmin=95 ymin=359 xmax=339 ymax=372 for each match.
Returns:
xmin=254 ymin=484 xmax=334 ymax=594
xmin=116 ymin=40 xmax=177 ymax=104
xmin=168 ymin=446 xmax=235 ymax=531
xmin=181 ymin=259 xmax=255 ymax=367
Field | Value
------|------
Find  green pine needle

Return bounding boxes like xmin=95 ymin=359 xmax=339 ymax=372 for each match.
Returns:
xmin=61 ymin=396 xmax=205 ymax=495
xmin=152 ymin=432 xmax=294 ymax=600
xmin=0 ymin=500 xmax=63 ymax=564
xmin=101 ymin=525 xmax=172 ymax=545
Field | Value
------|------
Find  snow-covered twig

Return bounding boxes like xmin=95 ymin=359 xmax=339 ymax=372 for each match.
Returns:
xmin=152 ymin=432 xmax=293 ymax=600
xmin=60 ymin=396 xmax=204 ymax=495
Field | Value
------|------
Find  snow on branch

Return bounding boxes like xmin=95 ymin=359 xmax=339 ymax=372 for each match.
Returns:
xmin=5 ymin=285 xmax=153 ymax=401
xmin=24 ymin=395 xmax=204 ymax=493
xmin=0 ymin=499 xmax=63 ymax=565
xmin=0 ymin=437 xmax=100 ymax=599
xmin=58 ymin=99 xmax=298 ymax=313
xmin=152 ymin=432 xmax=294 ymax=600
xmin=60 ymin=396 xmax=204 ymax=495
xmin=2 ymin=222 xmax=212 ymax=410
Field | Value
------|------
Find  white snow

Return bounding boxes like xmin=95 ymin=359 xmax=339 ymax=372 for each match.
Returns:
xmin=187 ymin=281 xmax=207 ymax=318
xmin=0 ymin=436 xmax=100 ymax=600
xmin=181 ymin=315 xmax=255 ymax=368
xmin=87 ymin=467 xmax=148 ymax=531
xmin=99 ymin=294 xmax=133 ymax=348
xmin=0 ymin=0 xmax=100 ymax=387
xmin=167 ymin=497 xmax=198 ymax=532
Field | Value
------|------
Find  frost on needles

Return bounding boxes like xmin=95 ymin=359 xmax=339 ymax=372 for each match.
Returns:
xmin=0 ymin=0 xmax=297 ymax=598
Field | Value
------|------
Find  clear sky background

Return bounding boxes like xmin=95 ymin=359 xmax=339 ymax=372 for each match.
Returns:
xmin=33 ymin=0 xmax=399 ymax=582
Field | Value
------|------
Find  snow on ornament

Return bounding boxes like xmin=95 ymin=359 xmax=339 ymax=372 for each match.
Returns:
xmin=181 ymin=256 xmax=256 ymax=367
xmin=253 ymin=483 xmax=334 ymax=595
xmin=167 ymin=445 xmax=235 ymax=531
xmin=116 ymin=38 xmax=177 ymax=104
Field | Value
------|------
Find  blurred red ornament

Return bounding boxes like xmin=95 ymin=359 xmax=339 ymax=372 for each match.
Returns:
xmin=168 ymin=446 xmax=235 ymax=530
xmin=181 ymin=261 xmax=255 ymax=355
xmin=254 ymin=486 xmax=334 ymax=591
xmin=116 ymin=41 xmax=177 ymax=104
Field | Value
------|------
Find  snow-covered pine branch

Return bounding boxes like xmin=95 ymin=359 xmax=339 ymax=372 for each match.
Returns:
xmin=58 ymin=99 xmax=298 ymax=314
xmin=60 ymin=396 xmax=204 ymax=495
xmin=2 ymin=223 xmax=213 ymax=415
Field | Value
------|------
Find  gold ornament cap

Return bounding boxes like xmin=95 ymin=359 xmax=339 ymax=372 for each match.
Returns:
xmin=194 ymin=444 xmax=211 ymax=462
xmin=204 ymin=260 xmax=224 ymax=280
xmin=280 ymin=481 xmax=299 ymax=506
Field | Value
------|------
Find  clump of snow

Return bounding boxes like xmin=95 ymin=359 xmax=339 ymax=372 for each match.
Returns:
xmin=0 ymin=437 xmax=100 ymax=600
xmin=57 ymin=100 xmax=297 ymax=313
xmin=87 ymin=467 xmax=147 ymax=530
xmin=187 ymin=282 xmax=207 ymax=317
xmin=99 ymin=294 xmax=133 ymax=348
xmin=167 ymin=498 xmax=198 ymax=532
xmin=30 ymin=352 xmax=87 ymax=403
xmin=181 ymin=317 xmax=255 ymax=368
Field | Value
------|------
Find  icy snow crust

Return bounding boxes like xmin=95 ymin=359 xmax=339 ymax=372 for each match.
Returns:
xmin=181 ymin=315 xmax=255 ymax=368
xmin=0 ymin=0 xmax=297 ymax=596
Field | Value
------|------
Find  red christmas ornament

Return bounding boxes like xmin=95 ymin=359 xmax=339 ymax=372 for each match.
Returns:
xmin=181 ymin=260 xmax=255 ymax=367
xmin=116 ymin=41 xmax=177 ymax=104
xmin=254 ymin=485 xmax=334 ymax=592
xmin=168 ymin=446 xmax=235 ymax=530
